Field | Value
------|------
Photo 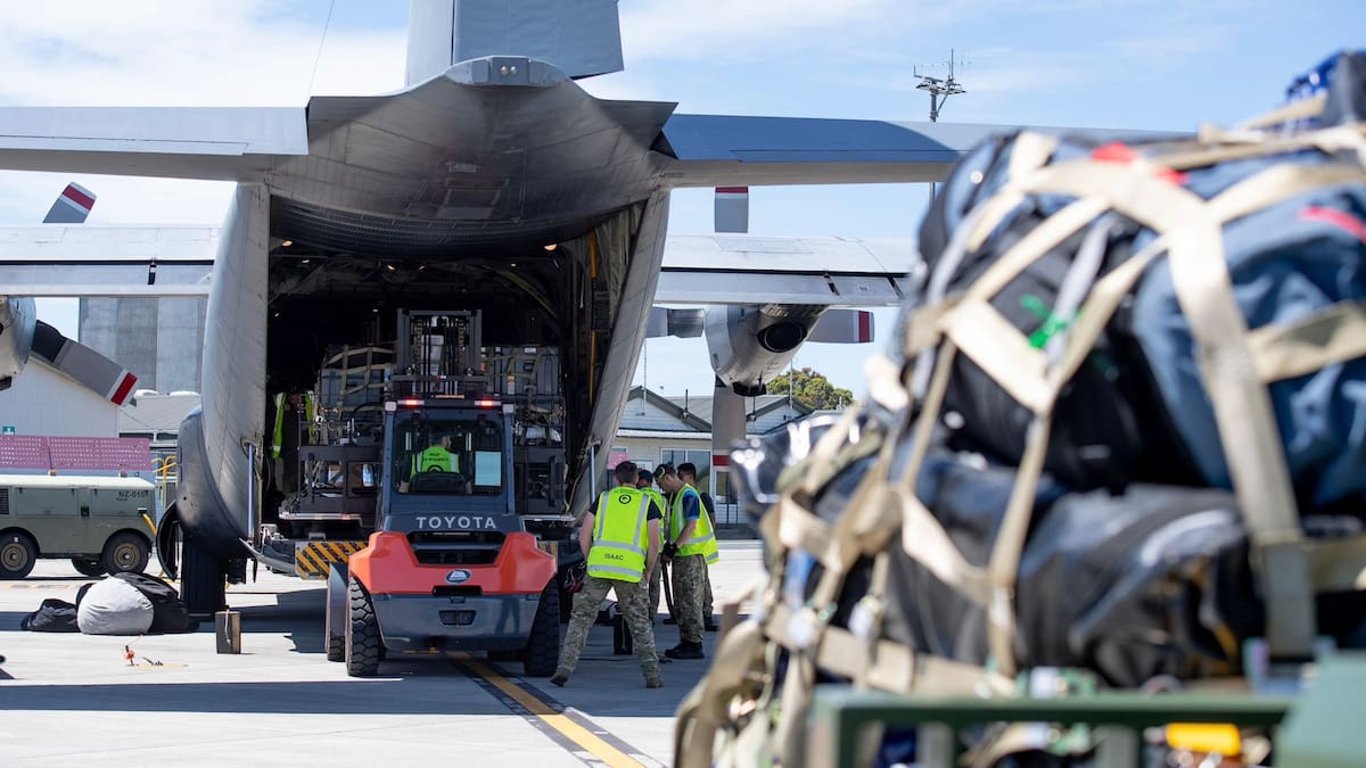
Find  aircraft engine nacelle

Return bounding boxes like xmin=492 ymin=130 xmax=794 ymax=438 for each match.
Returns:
xmin=704 ymin=304 xmax=829 ymax=397
xmin=0 ymin=296 xmax=37 ymax=390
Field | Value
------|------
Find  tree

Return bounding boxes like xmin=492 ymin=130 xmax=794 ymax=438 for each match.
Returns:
xmin=767 ymin=367 xmax=854 ymax=410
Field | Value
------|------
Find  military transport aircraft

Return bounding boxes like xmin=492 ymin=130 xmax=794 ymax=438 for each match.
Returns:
xmin=0 ymin=0 xmax=1143 ymax=613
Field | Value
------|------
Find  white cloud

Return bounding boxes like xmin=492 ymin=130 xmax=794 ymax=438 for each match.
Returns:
xmin=617 ymin=0 xmax=891 ymax=64
xmin=0 ymin=2 xmax=406 ymax=107
xmin=0 ymin=2 xmax=405 ymax=225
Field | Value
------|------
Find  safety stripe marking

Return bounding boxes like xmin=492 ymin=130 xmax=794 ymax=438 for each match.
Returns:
xmin=295 ymin=541 xmax=365 ymax=577
xmin=455 ymin=656 xmax=655 ymax=768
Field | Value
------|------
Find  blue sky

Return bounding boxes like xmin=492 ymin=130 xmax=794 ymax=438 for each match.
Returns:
xmin=0 ymin=0 xmax=1361 ymax=399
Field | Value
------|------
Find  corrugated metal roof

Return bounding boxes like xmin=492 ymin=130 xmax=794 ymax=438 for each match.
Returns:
xmin=118 ymin=394 xmax=201 ymax=434
xmin=618 ymin=387 xmax=815 ymax=434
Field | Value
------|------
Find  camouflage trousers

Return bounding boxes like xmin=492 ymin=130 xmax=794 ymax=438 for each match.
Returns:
xmin=649 ymin=558 xmax=713 ymax=624
xmin=671 ymin=554 xmax=707 ymax=644
xmin=648 ymin=559 xmax=663 ymax=620
xmin=557 ymin=574 xmax=659 ymax=680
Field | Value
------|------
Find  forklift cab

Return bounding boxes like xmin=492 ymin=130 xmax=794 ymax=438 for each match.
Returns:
xmin=381 ymin=398 xmax=519 ymax=531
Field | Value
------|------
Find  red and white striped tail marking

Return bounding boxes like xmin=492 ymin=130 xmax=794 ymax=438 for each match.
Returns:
xmin=61 ymin=183 xmax=96 ymax=215
xmin=714 ymin=186 xmax=750 ymax=234
xmin=42 ymin=182 xmax=97 ymax=224
xmin=108 ymin=370 xmax=138 ymax=406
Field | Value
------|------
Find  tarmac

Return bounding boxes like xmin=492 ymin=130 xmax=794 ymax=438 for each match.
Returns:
xmin=0 ymin=540 xmax=766 ymax=767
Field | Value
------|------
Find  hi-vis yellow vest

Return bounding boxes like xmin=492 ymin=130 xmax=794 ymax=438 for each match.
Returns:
xmin=642 ymin=487 xmax=667 ymax=527
xmin=588 ymin=487 xmax=652 ymax=582
xmin=271 ymin=392 xmax=316 ymax=458
xmin=410 ymin=445 xmax=458 ymax=477
xmin=670 ymin=484 xmax=718 ymax=563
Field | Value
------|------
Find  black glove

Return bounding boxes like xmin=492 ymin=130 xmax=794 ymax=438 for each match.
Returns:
xmin=662 ymin=542 xmax=678 ymax=559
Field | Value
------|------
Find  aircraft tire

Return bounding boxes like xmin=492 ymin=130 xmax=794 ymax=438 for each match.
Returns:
xmin=522 ymin=578 xmax=561 ymax=678
xmin=346 ymin=576 xmax=381 ymax=677
xmin=181 ymin=534 xmax=227 ymax=617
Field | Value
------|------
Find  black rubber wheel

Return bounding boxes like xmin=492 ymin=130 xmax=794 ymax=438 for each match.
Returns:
xmin=324 ymin=571 xmax=346 ymax=662
xmin=522 ymin=577 xmax=561 ymax=678
xmin=346 ymin=576 xmax=381 ymax=677
xmin=101 ymin=532 xmax=150 ymax=575
xmin=181 ymin=534 xmax=227 ymax=617
xmin=327 ymin=633 xmax=346 ymax=663
xmin=71 ymin=558 xmax=106 ymax=578
xmin=0 ymin=531 xmax=37 ymax=580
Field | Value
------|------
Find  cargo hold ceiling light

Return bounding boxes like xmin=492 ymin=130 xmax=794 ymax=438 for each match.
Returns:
xmin=280 ymin=240 xmax=293 ymax=247
xmin=543 ymin=243 xmax=557 ymax=252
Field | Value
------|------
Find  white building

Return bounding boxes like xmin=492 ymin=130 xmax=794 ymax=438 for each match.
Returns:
xmin=611 ymin=386 xmax=829 ymax=526
xmin=0 ymin=360 xmax=117 ymax=437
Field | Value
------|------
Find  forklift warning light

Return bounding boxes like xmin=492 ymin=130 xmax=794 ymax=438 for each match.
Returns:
xmin=474 ymin=399 xmax=498 ymax=408
xmin=398 ymin=398 xmax=424 ymax=408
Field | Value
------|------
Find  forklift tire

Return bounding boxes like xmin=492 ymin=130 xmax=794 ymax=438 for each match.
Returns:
xmin=346 ymin=576 xmax=381 ymax=677
xmin=522 ymin=578 xmax=561 ymax=678
xmin=324 ymin=566 xmax=347 ymax=662
xmin=327 ymin=633 xmax=346 ymax=663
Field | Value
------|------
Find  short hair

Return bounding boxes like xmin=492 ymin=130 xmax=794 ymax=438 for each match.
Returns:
xmin=654 ymin=462 xmax=676 ymax=480
xmin=677 ymin=461 xmax=698 ymax=479
xmin=613 ymin=460 xmax=639 ymax=484
xmin=637 ymin=468 xmax=654 ymax=484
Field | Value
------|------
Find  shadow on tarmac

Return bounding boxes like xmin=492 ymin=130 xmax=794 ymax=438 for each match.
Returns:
xmin=0 ymin=677 xmax=517 ymax=716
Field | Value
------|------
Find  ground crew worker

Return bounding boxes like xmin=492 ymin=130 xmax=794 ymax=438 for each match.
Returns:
xmin=552 ymin=460 xmax=663 ymax=688
xmin=269 ymin=391 xmax=316 ymax=494
xmin=637 ymin=467 xmax=668 ymax=623
xmin=677 ymin=462 xmax=719 ymax=632
xmin=655 ymin=463 xmax=717 ymax=660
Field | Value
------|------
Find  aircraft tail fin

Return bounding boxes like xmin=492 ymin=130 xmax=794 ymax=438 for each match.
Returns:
xmin=31 ymin=320 xmax=139 ymax=406
xmin=806 ymin=309 xmax=875 ymax=344
xmin=42 ymin=182 xmax=97 ymax=224
xmin=405 ymin=0 xmax=623 ymax=86
xmin=714 ymin=187 xmax=749 ymax=234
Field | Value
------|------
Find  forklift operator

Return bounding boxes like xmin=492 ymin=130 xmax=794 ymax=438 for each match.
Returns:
xmin=410 ymin=433 xmax=460 ymax=478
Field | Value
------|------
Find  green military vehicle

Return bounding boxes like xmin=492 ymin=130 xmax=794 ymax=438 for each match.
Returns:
xmin=0 ymin=474 xmax=156 ymax=579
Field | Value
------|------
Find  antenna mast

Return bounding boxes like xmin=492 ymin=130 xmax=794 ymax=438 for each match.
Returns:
xmin=915 ymin=49 xmax=967 ymax=202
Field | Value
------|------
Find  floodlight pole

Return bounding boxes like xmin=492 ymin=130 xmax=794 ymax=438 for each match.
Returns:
xmin=916 ymin=49 xmax=966 ymax=205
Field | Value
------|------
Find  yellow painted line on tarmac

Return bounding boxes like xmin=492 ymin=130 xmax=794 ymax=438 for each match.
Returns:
xmin=462 ymin=657 xmax=645 ymax=768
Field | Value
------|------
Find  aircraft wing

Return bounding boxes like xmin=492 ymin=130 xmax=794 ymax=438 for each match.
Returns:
xmin=654 ymin=232 xmax=915 ymax=306
xmin=657 ymin=115 xmax=1175 ymax=188
xmin=0 ymin=107 xmax=307 ymax=181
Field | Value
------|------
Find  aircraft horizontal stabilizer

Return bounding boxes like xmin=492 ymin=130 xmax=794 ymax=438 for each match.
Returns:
xmin=806 ymin=309 xmax=874 ymax=344
xmin=31 ymin=320 xmax=138 ymax=406
xmin=0 ymin=107 xmax=305 ymax=181
xmin=660 ymin=115 xmax=1182 ymax=188
xmin=645 ymin=306 xmax=704 ymax=339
